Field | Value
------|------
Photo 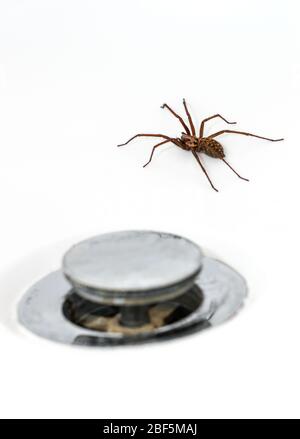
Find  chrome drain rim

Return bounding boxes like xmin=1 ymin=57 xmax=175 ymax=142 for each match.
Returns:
xmin=18 ymin=257 xmax=247 ymax=346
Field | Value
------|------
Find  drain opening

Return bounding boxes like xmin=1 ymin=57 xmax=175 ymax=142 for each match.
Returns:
xmin=63 ymin=285 xmax=203 ymax=335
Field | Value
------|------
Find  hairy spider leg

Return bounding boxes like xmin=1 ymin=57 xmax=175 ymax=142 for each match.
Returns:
xmin=209 ymin=129 xmax=284 ymax=142
xmin=199 ymin=114 xmax=237 ymax=138
xmin=182 ymin=99 xmax=196 ymax=136
xmin=161 ymin=103 xmax=191 ymax=135
xmin=192 ymin=151 xmax=218 ymax=192
xmin=117 ymin=133 xmax=176 ymax=147
xmin=222 ymin=159 xmax=249 ymax=181
xmin=143 ymin=139 xmax=172 ymax=167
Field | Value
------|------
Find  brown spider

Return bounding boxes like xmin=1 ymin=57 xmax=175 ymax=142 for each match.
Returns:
xmin=117 ymin=100 xmax=284 ymax=191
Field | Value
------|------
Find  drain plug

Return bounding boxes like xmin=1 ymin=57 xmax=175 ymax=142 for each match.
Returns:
xmin=18 ymin=230 xmax=247 ymax=346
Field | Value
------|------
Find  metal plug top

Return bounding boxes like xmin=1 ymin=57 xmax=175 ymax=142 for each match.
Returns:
xmin=63 ymin=230 xmax=203 ymax=305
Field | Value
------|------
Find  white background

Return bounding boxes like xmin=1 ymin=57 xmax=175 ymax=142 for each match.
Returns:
xmin=0 ymin=0 xmax=298 ymax=419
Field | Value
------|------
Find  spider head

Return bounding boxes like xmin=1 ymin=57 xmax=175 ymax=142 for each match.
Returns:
xmin=181 ymin=133 xmax=198 ymax=149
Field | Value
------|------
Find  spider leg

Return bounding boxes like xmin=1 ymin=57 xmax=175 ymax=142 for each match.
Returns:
xmin=199 ymin=114 xmax=236 ymax=138
xmin=209 ymin=129 xmax=284 ymax=142
xmin=117 ymin=133 xmax=173 ymax=147
xmin=222 ymin=159 xmax=249 ymax=181
xmin=192 ymin=151 xmax=218 ymax=192
xmin=143 ymin=139 xmax=172 ymax=168
xmin=182 ymin=99 xmax=196 ymax=136
xmin=161 ymin=103 xmax=191 ymax=135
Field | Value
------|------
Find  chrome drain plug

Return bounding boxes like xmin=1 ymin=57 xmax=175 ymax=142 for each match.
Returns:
xmin=18 ymin=230 xmax=247 ymax=346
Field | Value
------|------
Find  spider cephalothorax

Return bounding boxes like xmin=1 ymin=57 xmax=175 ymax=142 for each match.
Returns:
xmin=118 ymin=100 xmax=284 ymax=191
xmin=180 ymin=133 xmax=225 ymax=159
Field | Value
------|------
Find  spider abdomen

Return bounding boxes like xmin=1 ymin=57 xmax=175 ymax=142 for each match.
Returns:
xmin=198 ymin=138 xmax=225 ymax=159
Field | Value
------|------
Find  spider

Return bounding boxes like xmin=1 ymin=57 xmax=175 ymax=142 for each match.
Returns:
xmin=117 ymin=99 xmax=284 ymax=191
